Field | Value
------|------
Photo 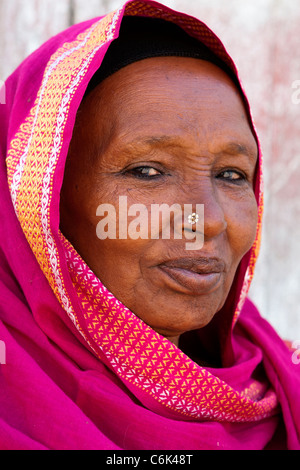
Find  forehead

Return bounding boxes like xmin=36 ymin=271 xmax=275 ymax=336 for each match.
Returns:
xmin=96 ymin=55 xmax=240 ymax=103
xmin=80 ymin=56 xmax=257 ymax=159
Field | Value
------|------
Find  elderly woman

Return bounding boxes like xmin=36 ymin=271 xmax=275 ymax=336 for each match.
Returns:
xmin=0 ymin=0 xmax=299 ymax=450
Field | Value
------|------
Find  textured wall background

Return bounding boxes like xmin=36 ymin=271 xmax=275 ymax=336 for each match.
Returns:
xmin=0 ymin=0 xmax=299 ymax=340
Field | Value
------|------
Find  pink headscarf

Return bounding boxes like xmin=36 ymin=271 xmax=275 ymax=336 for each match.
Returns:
xmin=0 ymin=0 xmax=299 ymax=450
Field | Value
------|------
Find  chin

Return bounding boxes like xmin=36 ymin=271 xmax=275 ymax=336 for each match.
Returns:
xmin=154 ymin=314 xmax=217 ymax=339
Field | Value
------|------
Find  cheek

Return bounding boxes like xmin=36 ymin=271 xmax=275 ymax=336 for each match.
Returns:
xmin=76 ymin=184 xmax=152 ymax=299
xmin=226 ymin=193 xmax=258 ymax=258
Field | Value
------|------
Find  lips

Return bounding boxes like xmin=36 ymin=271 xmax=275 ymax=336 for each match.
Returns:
xmin=158 ymin=256 xmax=226 ymax=295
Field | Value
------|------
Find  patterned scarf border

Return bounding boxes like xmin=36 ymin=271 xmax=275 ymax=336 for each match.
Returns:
xmin=6 ymin=0 xmax=268 ymax=423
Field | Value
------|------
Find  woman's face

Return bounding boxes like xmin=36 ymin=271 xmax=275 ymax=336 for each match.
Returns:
xmin=60 ymin=56 xmax=258 ymax=347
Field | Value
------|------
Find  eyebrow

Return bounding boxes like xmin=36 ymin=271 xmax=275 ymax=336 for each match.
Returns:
xmin=144 ymin=135 xmax=178 ymax=146
xmin=220 ymin=142 xmax=258 ymax=162
xmin=122 ymin=134 xmax=258 ymax=161
xmin=122 ymin=135 xmax=182 ymax=151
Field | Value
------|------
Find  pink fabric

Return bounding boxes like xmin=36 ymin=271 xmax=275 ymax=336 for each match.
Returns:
xmin=0 ymin=0 xmax=299 ymax=450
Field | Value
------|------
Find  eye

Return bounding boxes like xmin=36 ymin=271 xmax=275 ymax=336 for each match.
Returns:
xmin=126 ymin=166 xmax=163 ymax=179
xmin=217 ymin=169 xmax=246 ymax=182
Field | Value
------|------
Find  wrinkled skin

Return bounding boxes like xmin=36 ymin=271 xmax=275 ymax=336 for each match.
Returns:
xmin=60 ymin=56 xmax=258 ymax=349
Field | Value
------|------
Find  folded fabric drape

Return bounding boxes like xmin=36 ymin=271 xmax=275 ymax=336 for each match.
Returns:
xmin=0 ymin=0 xmax=299 ymax=450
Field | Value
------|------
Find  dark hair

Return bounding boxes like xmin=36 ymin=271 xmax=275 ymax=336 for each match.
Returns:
xmin=85 ymin=15 xmax=239 ymax=96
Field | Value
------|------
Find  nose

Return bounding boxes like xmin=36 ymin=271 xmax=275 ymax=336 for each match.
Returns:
xmin=183 ymin=181 xmax=227 ymax=240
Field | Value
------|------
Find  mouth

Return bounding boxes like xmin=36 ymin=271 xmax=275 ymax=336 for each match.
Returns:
xmin=158 ymin=256 xmax=226 ymax=295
